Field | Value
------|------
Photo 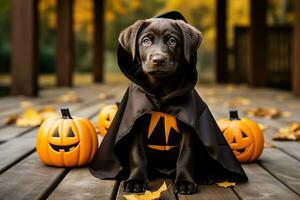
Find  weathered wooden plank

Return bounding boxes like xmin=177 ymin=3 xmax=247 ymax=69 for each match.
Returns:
xmin=11 ymin=0 xmax=38 ymax=96
xmin=56 ymin=0 xmax=74 ymax=86
xmin=259 ymin=148 xmax=300 ymax=195
xmin=48 ymin=168 xmax=118 ymax=200
xmin=178 ymin=185 xmax=238 ymax=200
xmin=233 ymin=163 xmax=299 ymax=200
xmin=0 ymin=153 xmax=68 ymax=200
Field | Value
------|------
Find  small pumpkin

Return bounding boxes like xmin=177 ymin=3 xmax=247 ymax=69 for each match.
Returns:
xmin=97 ymin=104 xmax=118 ymax=136
xmin=36 ymin=107 xmax=98 ymax=167
xmin=217 ymin=110 xmax=264 ymax=163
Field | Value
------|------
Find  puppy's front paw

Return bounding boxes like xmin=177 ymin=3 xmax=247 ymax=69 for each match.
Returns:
xmin=174 ymin=182 xmax=197 ymax=195
xmin=123 ymin=180 xmax=147 ymax=193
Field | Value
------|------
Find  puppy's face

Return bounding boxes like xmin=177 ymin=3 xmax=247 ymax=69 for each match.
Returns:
xmin=118 ymin=18 xmax=202 ymax=79
xmin=137 ymin=19 xmax=182 ymax=78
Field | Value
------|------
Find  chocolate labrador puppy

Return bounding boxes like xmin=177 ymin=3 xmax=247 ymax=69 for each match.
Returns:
xmin=118 ymin=18 xmax=202 ymax=194
xmin=89 ymin=11 xmax=247 ymax=196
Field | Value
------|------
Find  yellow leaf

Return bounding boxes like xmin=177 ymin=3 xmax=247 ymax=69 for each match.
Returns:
xmin=123 ymin=182 xmax=167 ymax=200
xmin=217 ymin=181 xmax=236 ymax=188
xmin=16 ymin=108 xmax=42 ymax=127
xmin=3 ymin=114 xmax=19 ymax=125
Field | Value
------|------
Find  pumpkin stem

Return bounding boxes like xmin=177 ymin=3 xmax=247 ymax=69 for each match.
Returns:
xmin=229 ymin=110 xmax=240 ymax=120
xmin=61 ymin=107 xmax=73 ymax=119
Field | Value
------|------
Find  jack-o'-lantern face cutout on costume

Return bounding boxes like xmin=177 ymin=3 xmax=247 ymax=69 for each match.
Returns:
xmin=217 ymin=110 xmax=264 ymax=163
xmin=36 ymin=108 xmax=98 ymax=167
xmin=146 ymin=111 xmax=181 ymax=151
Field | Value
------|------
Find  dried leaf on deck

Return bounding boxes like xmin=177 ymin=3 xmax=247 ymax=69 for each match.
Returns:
xmin=12 ymin=107 xmax=58 ymax=127
xmin=245 ymin=107 xmax=282 ymax=119
xmin=19 ymin=100 xmax=33 ymax=108
xmin=16 ymin=108 xmax=42 ymax=127
xmin=123 ymin=181 xmax=167 ymax=200
xmin=258 ymin=123 xmax=268 ymax=131
xmin=273 ymin=123 xmax=300 ymax=141
xmin=264 ymin=141 xmax=277 ymax=148
xmin=3 ymin=114 xmax=19 ymax=125
xmin=54 ymin=92 xmax=82 ymax=104
xmin=224 ymin=96 xmax=251 ymax=107
xmin=217 ymin=181 xmax=236 ymax=188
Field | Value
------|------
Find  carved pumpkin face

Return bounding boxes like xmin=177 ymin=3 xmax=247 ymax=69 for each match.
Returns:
xmin=97 ymin=104 xmax=118 ymax=136
xmin=36 ymin=108 xmax=98 ymax=167
xmin=217 ymin=110 xmax=264 ymax=163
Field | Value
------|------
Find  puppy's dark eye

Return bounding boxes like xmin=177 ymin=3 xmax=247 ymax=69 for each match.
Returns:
xmin=142 ymin=37 xmax=152 ymax=46
xmin=167 ymin=37 xmax=177 ymax=46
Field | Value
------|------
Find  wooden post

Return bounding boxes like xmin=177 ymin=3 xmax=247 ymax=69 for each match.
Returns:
xmin=248 ymin=0 xmax=267 ymax=86
xmin=56 ymin=0 xmax=74 ymax=87
xmin=11 ymin=0 xmax=38 ymax=96
xmin=215 ymin=0 xmax=228 ymax=83
xmin=293 ymin=0 xmax=300 ymax=95
xmin=93 ymin=0 xmax=104 ymax=83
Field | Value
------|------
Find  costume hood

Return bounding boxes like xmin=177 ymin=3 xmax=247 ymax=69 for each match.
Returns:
xmin=117 ymin=11 xmax=199 ymax=101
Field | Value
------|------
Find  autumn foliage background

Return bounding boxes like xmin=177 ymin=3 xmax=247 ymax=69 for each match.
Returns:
xmin=0 ymin=0 xmax=295 ymax=88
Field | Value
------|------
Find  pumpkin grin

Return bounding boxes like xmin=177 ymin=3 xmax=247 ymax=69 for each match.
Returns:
xmin=49 ymin=142 xmax=79 ymax=152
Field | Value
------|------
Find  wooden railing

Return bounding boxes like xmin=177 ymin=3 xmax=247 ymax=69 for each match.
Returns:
xmin=232 ymin=26 xmax=293 ymax=89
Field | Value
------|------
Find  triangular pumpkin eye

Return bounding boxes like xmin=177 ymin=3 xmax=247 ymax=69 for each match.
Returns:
xmin=242 ymin=131 xmax=248 ymax=138
xmin=68 ymin=129 xmax=75 ymax=137
xmin=53 ymin=129 xmax=59 ymax=137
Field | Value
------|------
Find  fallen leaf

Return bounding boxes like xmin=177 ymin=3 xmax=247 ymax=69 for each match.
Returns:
xmin=224 ymin=96 xmax=251 ymax=107
xmin=98 ymin=92 xmax=108 ymax=100
xmin=258 ymin=123 xmax=268 ymax=131
xmin=273 ymin=123 xmax=300 ymax=141
xmin=55 ymin=92 xmax=82 ymax=103
xmin=225 ymin=84 xmax=235 ymax=93
xmin=19 ymin=100 xmax=33 ymax=108
xmin=3 ymin=114 xmax=19 ymax=125
xmin=217 ymin=181 xmax=236 ymax=188
xmin=7 ymin=107 xmax=59 ymax=127
xmin=264 ymin=141 xmax=277 ymax=148
xmin=16 ymin=108 xmax=42 ymax=127
xmin=245 ymin=107 xmax=281 ymax=119
xmin=123 ymin=182 xmax=167 ymax=200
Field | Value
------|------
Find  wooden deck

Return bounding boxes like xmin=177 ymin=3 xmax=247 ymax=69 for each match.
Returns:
xmin=0 ymin=84 xmax=299 ymax=200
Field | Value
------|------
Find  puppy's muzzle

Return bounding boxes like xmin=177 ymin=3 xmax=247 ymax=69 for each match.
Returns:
xmin=151 ymin=54 xmax=167 ymax=66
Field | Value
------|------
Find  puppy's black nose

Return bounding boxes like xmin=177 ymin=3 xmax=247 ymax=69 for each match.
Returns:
xmin=151 ymin=54 xmax=166 ymax=65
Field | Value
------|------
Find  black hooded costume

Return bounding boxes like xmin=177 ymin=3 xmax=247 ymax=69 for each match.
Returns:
xmin=89 ymin=11 xmax=247 ymax=187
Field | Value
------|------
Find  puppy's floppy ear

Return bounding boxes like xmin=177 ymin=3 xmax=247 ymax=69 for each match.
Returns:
xmin=176 ymin=20 xmax=202 ymax=63
xmin=118 ymin=20 xmax=145 ymax=60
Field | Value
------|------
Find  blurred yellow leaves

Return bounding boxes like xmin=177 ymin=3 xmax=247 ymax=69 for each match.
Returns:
xmin=4 ymin=107 xmax=58 ymax=127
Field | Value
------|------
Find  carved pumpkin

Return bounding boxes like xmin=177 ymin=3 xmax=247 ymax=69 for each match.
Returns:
xmin=97 ymin=104 xmax=118 ymax=136
xmin=217 ymin=110 xmax=264 ymax=163
xmin=36 ymin=108 xmax=98 ymax=167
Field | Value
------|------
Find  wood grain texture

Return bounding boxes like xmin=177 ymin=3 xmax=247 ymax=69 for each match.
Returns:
xmin=49 ymin=168 xmax=118 ymax=200
xmin=0 ymin=153 xmax=67 ymax=200
xmin=259 ymin=148 xmax=300 ymax=195
xmin=233 ymin=163 xmax=299 ymax=200
xmin=179 ymin=185 xmax=238 ymax=200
